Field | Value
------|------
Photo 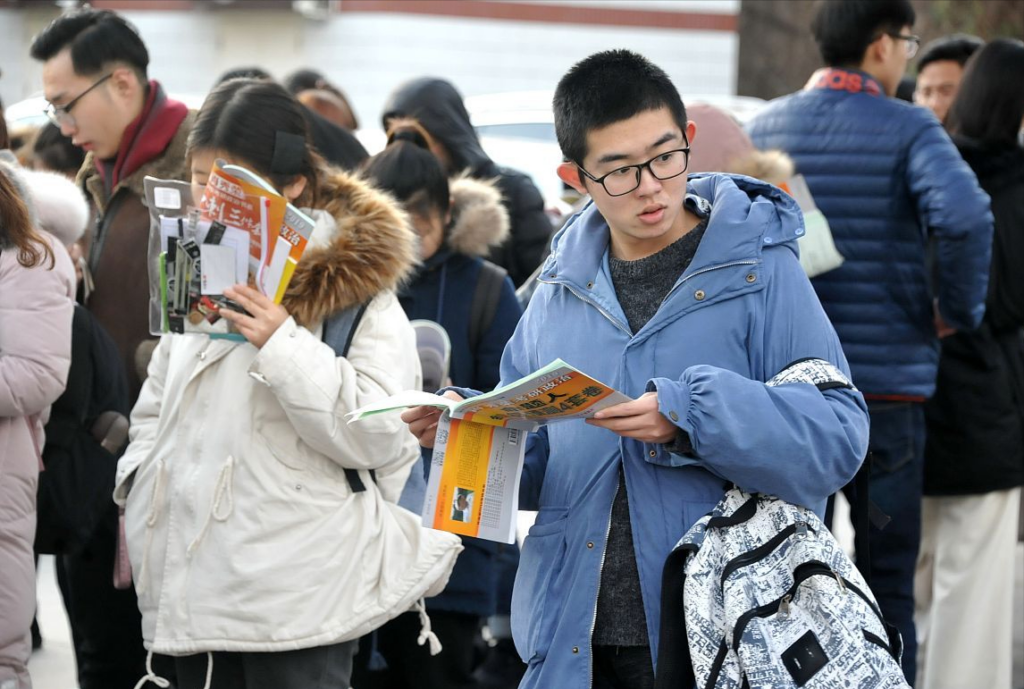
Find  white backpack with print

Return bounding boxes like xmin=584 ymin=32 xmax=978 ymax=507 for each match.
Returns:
xmin=654 ymin=359 xmax=909 ymax=689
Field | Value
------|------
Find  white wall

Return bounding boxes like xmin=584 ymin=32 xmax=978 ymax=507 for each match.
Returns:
xmin=2 ymin=2 xmax=737 ymax=130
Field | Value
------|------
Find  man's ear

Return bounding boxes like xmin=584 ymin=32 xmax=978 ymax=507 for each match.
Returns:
xmin=685 ymin=120 xmax=697 ymax=147
xmin=110 ymin=66 xmax=140 ymax=98
xmin=558 ymin=161 xmax=587 ymax=195
xmin=863 ymin=33 xmax=888 ymax=69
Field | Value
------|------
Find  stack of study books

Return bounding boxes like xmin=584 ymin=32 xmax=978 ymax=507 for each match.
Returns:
xmin=144 ymin=162 xmax=314 ymax=338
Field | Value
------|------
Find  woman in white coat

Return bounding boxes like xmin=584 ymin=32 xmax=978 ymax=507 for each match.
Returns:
xmin=114 ymin=79 xmax=461 ymax=689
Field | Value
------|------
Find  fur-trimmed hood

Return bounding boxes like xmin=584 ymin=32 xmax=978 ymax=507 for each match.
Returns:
xmin=0 ymin=152 xmax=88 ymax=247
xmin=446 ymin=175 xmax=510 ymax=258
xmin=282 ymin=167 xmax=418 ymax=327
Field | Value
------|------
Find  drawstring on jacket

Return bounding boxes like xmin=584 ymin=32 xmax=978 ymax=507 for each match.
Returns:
xmin=413 ymin=598 xmax=443 ymax=656
xmin=132 ymin=650 xmax=213 ymax=689
xmin=187 ymin=455 xmax=236 ymax=556
xmin=135 ymin=462 xmax=167 ymax=595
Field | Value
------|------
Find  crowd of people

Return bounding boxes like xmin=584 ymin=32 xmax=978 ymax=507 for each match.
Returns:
xmin=0 ymin=1 xmax=1021 ymax=689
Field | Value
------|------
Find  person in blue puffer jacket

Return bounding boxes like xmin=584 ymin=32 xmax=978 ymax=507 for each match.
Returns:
xmin=403 ymin=50 xmax=869 ymax=689
xmin=354 ymin=120 xmax=523 ymax=689
xmin=746 ymin=2 xmax=993 ymax=682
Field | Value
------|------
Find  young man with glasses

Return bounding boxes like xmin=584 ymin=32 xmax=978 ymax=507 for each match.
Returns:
xmin=28 ymin=8 xmax=192 ymax=689
xmin=32 ymin=8 xmax=194 ymax=405
xmin=403 ymin=49 xmax=870 ymax=689
xmin=748 ymin=1 xmax=993 ymax=683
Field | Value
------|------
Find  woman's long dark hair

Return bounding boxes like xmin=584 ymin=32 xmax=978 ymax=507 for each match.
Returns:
xmin=361 ymin=118 xmax=450 ymax=220
xmin=187 ymin=78 xmax=324 ymax=207
xmin=946 ymin=38 xmax=1024 ymax=146
xmin=0 ymin=166 xmax=54 ymax=268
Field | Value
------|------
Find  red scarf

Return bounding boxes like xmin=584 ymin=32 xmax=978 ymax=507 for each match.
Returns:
xmin=804 ymin=68 xmax=884 ymax=98
xmin=94 ymin=80 xmax=188 ymax=189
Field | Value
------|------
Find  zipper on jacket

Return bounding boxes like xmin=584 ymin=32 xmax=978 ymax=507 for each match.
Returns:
xmin=587 ymin=479 xmax=620 ymax=689
xmin=731 ymin=561 xmax=887 ymax=652
xmin=537 ymin=277 xmax=631 ymax=337
xmin=719 ymin=522 xmax=814 ymax=585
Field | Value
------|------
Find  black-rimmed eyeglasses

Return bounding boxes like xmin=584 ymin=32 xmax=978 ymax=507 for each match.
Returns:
xmin=44 ymin=73 xmax=113 ymax=128
xmin=576 ymin=145 xmax=691 ymax=197
xmin=886 ymin=32 xmax=921 ymax=59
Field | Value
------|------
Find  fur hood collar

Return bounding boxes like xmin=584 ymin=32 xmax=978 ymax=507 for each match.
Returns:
xmin=0 ymin=153 xmax=88 ymax=247
xmin=446 ymin=175 xmax=510 ymax=257
xmin=282 ymin=168 xmax=417 ymax=327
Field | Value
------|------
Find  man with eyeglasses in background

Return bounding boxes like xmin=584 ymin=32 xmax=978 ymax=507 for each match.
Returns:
xmin=32 ymin=7 xmax=193 ymax=406
xmin=747 ymin=1 xmax=993 ymax=683
xmin=29 ymin=7 xmax=192 ymax=689
xmin=403 ymin=49 xmax=869 ymax=689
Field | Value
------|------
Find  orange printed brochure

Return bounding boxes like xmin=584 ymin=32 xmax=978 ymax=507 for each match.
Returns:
xmin=346 ymin=359 xmax=633 ymax=432
xmin=220 ymin=164 xmax=315 ymax=302
xmin=198 ymin=162 xmax=287 ymax=293
xmin=424 ymin=414 xmax=524 ymax=543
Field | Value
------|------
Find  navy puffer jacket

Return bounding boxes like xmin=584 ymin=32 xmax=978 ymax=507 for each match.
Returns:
xmin=748 ymin=69 xmax=992 ymax=398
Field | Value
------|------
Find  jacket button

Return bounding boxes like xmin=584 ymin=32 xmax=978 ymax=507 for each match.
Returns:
xmin=649 ymin=449 xmax=657 ymax=458
xmin=694 ymin=290 xmax=706 ymax=301
xmin=587 ymin=281 xmax=594 ymax=289
xmin=746 ymin=273 xmax=756 ymax=283
xmin=586 ymin=541 xmax=594 ymax=549
xmin=572 ymin=646 xmax=579 ymax=654
xmin=669 ymin=411 xmax=679 ymax=422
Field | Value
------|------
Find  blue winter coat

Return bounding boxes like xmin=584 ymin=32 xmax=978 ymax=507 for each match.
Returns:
xmin=495 ymin=174 xmax=868 ymax=688
xmin=747 ymin=69 xmax=993 ymax=399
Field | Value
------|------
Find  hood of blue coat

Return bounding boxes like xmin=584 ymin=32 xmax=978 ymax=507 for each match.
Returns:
xmin=542 ymin=173 xmax=804 ymax=290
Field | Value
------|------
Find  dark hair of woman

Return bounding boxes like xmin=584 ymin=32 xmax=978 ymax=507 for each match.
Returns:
xmin=946 ymin=38 xmax=1024 ymax=146
xmin=33 ymin=123 xmax=87 ymax=177
xmin=361 ymin=118 xmax=450 ymax=220
xmin=187 ymin=78 xmax=324 ymax=207
xmin=0 ymin=166 xmax=55 ymax=268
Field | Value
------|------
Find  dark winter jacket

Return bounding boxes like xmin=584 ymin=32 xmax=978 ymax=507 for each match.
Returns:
xmin=37 ymin=304 xmax=130 ymax=554
xmin=398 ymin=175 xmax=522 ymax=616
xmin=748 ymin=69 xmax=993 ymax=399
xmin=924 ymin=140 xmax=1024 ymax=495
xmin=383 ymin=78 xmax=553 ymax=287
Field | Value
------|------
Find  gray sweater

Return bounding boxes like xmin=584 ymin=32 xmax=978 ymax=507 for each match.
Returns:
xmin=593 ymin=212 xmax=708 ymax=646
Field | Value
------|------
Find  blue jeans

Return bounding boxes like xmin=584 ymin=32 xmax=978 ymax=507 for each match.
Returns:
xmin=845 ymin=401 xmax=924 ymax=686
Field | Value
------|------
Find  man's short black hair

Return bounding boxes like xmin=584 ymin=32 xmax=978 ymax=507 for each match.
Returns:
xmin=917 ymin=34 xmax=984 ymax=74
xmin=553 ymin=50 xmax=687 ymax=165
xmin=30 ymin=8 xmax=148 ymax=81
xmin=811 ymin=0 xmax=916 ymax=67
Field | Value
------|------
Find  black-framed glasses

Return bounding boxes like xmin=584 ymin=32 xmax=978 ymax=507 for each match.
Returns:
xmin=886 ymin=32 xmax=921 ymax=58
xmin=44 ymin=73 xmax=113 ymax=128
xmin=576 ymin=145 xmax=691 ymax=197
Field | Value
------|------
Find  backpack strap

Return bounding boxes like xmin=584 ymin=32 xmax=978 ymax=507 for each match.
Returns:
xmin=321 ymin=301 xmax=376 ymax=493
xmin=468 ymin=260 xmax=507 ymax=354
xmin=655 ymin=544 xmax=699 ymax=689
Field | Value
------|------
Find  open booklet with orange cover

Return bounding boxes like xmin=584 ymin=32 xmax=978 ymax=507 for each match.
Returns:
xmin=144 ymin=161 xmax=314 ymax=339
xmin=347 ymin=360 xmax=631 ymax=543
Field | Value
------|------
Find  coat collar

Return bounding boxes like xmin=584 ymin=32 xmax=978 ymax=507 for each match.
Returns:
xmin=78 ymin=110 xmax=196 ymax=214
xmin=542 ymin=173 xmax=804 ymax=294
xmin=281 ymin=168 xmax=418 ymax=327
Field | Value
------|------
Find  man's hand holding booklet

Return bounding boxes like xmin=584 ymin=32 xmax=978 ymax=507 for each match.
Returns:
xmin=347 ymin=359 xmax=631 ymax=543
